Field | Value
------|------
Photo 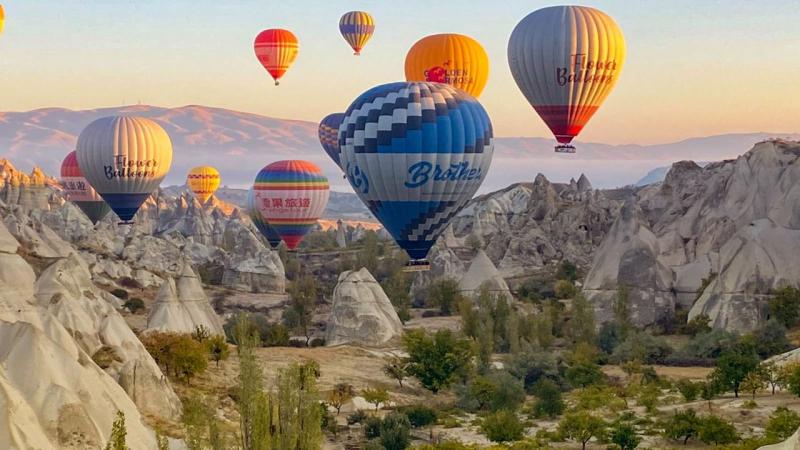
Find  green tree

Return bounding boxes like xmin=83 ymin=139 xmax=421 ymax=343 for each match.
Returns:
xmin=676 ymin=379 xmax=701 ymax=402
xmin=531 ymin=378 xmax=564 ymax=418
xmin=697 ymin=415 xmax=738 ymax=445
xmin=403 ymin=329 xmax=473 ymax=393
xmin=558 ymin=411 xmax=607 ymax=450
xmin=205 ymin=334 xmax=230 ymax=367
xmin=740 ymin=370 xmax=766 ymax=399
xmin=105 ymin=411 xmax=129 ymax=450
xmin=283 ymin=274 xmax=318 ymax=345
xmin=171 ymin=336 xmax=208 ymax=385
xmin=766 ymin=407 xmax=800 ymax=441
xmin=182 ymin=395 xmax=220 ymax=450
xmin=480 ymin=410 xmax=524 ymax=443
xmin=752 ymin=319 xmax=791 ymax=359
xmin=381 ymin=270 xmax=412 ymax=323
xmin=383 ymin=356 xmax=409 ymax=388
xmin=557 ymin=260 xmax=578 ymax=283
xmin=567 ymin=293 xmax=597 ymax=346
xmin=328 ymin=383 xmax=354 ymax=415
xmin=610 ymin=422 xmax=640 ymax=450
xmin=462 ymin=371 xmax=525 ymax=412
xmin=700 ymin=381 xmax=719 ymax=412
xmin=785 ymin=363 xmax=800 ymax=397
xmin=362 ymin=386 xmax=390 ymax=411
xmin=565 ymin=345 xmax=605 ymax=388
xmin=768 ymin=286 xmax=800 ymax=328
xmin=709 ymin=339 xmax=760 ymax=398
xmin=380 ymin=412 xmax=412 ymax=450
xmin=613 ymin=284 xmax=632 ymax=338
xmin=664 ymin=409 xmax=700 ymax=445
xmin=234 ymin=313 xmax=267 ymax=449
xmin=427 ymin=278 xmax=463 ymax=316
xmin=272 ymin=361 xmax=323 ymax=450
xmin=761 ymin=362 xmax=782 ymax=395
xmin=403 ymin=405 xmax=437 ymax=428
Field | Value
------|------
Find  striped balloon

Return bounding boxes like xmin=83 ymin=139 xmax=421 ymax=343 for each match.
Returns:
xmin=339 ymin=82 xmax=494 ymax=261
xmin=318 ymin=113 xmax=345 ymax=169
xmin=60 ymin=151 xmax=111 ymax=224
xmin=76 ymin=116 xmax=173 ymax=222
xmin=508 ymin=6 xmax=626 ymax=149
xmin=187 ymin=166 xmax=220 ymax=205
xmin=246 ymin=187 xmax=283 ymax=249
xmin=339 ymin=11 xmax=374 ymax=55
xmin=252 ymin=160 xmax=329 ymax=250
xmin=254 ymin=29 xmax=299 ymax=85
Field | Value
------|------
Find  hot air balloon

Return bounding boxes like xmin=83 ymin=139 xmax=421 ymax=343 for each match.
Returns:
xmin=0 ymin=5 xmax=5 ymax=35
xmin=318 ymin=113 xmax=345 ymax=169
xmin=339 ymin=11 xmax=374 ymax=56
xmin=252 ymin=160 xmax=329 ymax=250
xmin=508 ymin=5 xmax=626 ymax=153
xmin=76 ymin=116 xmax=173 ymax=223
xmin=187 ymin=166 xmax=220 ymax=205
xmin=405 ymin=34 xmax=489 ymax=98
xmin=254 ymin=29 xmax=298 ymax=85
xmin=339 ymin=82 xmax=494 ymax=266
xmin=246 ymin=187 xmax=283 ymax=249
xmin=60 ymin=151 xmax=111 ymax=225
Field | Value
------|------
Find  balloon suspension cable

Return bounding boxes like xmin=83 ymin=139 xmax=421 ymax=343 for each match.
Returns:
xmin=555 ymin=144 xmax=576 ymax=154
xmin=403 ymin=259 xmax=431 ymax=272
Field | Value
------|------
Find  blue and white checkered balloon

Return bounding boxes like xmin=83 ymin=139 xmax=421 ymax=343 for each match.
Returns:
xmin=339 ymin=81 xmax=494 ymax=260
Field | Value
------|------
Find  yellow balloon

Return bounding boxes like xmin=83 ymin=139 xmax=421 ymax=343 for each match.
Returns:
xmin=187 ymin=166 xmax=221 ymax=205
xmin=405 ymin=34 xmax=489 ymax=98
xmin=1 ymin=5 xmax=5 ymax=35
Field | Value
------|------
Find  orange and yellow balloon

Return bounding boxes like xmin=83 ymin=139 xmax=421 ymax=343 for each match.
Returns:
xmin=254 ymin=29 xmax=298 ymax=85
xmin=187 ymin=166 xmax=221 ymax=205
xmin=0 ymin=4 xmax=5 ymax=35
xmin=405 ymin=34 xmax=489 ymax=98
xmin=339 ymin=11 xmax=374 ymax=56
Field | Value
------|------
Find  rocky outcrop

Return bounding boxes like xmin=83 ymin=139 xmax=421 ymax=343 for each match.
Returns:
xmin=326 ymin=268 xmax=403 ymax=347
xmin=410 ymin=246 xmax=466 ymax=305
xmin=459 ymin=250 xmax=511 ymax=299
xmin=146 ymin=261 xmax=225 ymax=335
xmin=758 ymin=427 xmax=800 ymax=450
xmin=34 ymin=253 xmax=182 ymax=420
xmin=583 ymin=198 xmax=675 ymax=327
xmin=222 ymin=250 xmax=285 ymax=293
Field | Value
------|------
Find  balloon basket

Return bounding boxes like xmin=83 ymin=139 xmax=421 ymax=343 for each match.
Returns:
xmin=117 ymin=220 xmax=134 ymax=226
xmin=403 ymin=260 xmax=431 ymax=272
xmin=555 ymin=145 xmax=576 ymax=154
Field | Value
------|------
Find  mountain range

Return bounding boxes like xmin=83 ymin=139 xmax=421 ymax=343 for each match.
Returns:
xmin=1 ymin=104 xmax=797 ymax=192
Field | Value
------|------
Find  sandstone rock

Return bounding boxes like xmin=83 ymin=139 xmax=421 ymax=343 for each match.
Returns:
xmin=222 ymin=250 xmax=285 ymax=293
xmin=326 ymin=268 xmax=403 ymax=347
xmin=146 ymin=261 xmax=225 ymax=335
xmin=459 ymin=250 xmax=511 ymax=299
xmin=758 ymin=426 xmax=800 ymax=450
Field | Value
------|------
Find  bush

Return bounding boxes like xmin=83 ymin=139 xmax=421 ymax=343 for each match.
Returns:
xmin=347 ymin=409 xmax=367 ymax=425
xmin=92 ymin=345 xmax=121 ymax=369
xmin=480 ymin=410 xmax=524 ymax=443
xmin=123 ymin=297 xmax=145 ymax=313
xmin=752 ymin=320 xmax=790 ymax=359
xmin=676 ymin=379 xmax=701 ymax=402
xmin=531 ymin=378 xmax=564 ymax=418
xmin=111 ymin=288 xmax=129 ymax=300
xmin=427 ymin=278 xmax=464 ymax=316
xmin=610 ymin=330 xmax=672 ymax=364
xmin=379 ymin=412 xmax=412 ymax=450
xmin=598 ymin=322 xmax=622 ymax=354
xmin=768 ymin=286 xmax=800 ymax=328
xmin=223 ymin=314 xmax=289 ymax=347
xmin=683 ymin=314 xmax=712 ymax=336
xmin=403 ymin=329 xmax=473 ymax=393
xmin=404 ymin=405 xmax=438 ymax=428
xmin=554 ymin=279 xmax=577 ymax=299
xmin=118 ymin=276 xmax=142 ymax=289
xmin=364 ymin=416 xmax=382 ymax=439
xmin=506 ymin=350 xmax=564 ymax=393
xmin=141 ymin=332 xmax=208 ymax=384
xmin=697 ymin=415 xmax=738 ymax=445
xmin=610 ymin=422 xmax=640 ymax=450
xmin=766 ymin=407 xmax=800 ymax=441
xmin=664 ymin=409 xmax=700 ymax=445
xmin=557 ymin=260 xmax=578 ymax=283
xmin=461 ymin=371 xmax=525 ymax=412
xmin=677 ymin=329 xmax=739 ymax=360
xmin=205 ymin=334 xmax=230 ymax=367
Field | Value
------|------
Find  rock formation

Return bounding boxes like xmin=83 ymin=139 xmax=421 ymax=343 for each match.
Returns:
xmin=326 ymin=268 xmax=403 ymax=346
xmin=458 ymin=250 xmax=511 ymax=300
xmin=146 ymin=260 xmax=225 ymax=335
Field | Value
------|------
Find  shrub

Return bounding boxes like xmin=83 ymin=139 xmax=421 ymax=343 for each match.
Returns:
xmin=379 ymin=412 xmax=412 ymax=450
xmin=403 ymin=329 xmax=473 ymax=393
xmin=347 ymin=409 xmax=367 ymax=425
xmin=610 ymin=422 xmax=640 ymax=450
xmin=683 ymin=314 xmax=712 ymax=336
xmin=427 ymin=278 xmax=464 ymax=316
xmin=768 ymin=286 xmax=800 ymax=328
xmin=766 ymin=407 xmax=800 ymax=441
xmin=111 ymin=288 xmax=129 ymax=300
xmin=554 ymin=280 xmax=577 ymax=299
xmin=677 ymin=329 xmax=739 ymax=360
xmin=205 ymin=334 xmax=230 ymax=367
xmin=752 ymin=320 xmax=791 ymax=359
xmin=506 ymin=350 xmax=564 ymax=393
xmin=557 ymin=260 xmax=579 ymax=283
xmin=309 ymin=337 xmax=325 ymax=347
xmin=676 ymin=379 xmax=701 ymax=402
xmin=123 ymin=297 xmax=145 ymax=313
xmin=598 ymin=322 xmax=622 ymax=354
xmin=697 ymin=415 xmax=738 ymax=445
xmin=92 ymin=345 xmax=121 ymax=369
xmin=462 ymin=371 xmax=525 ymax=412
xmin=664 ymin=409 xmax=700 ymax=445
xmin=404 ymin=405 xmax=438 ymax=428
xmin=610 ymin=330 xmax=672 ymax=364
xmin=363 ymin=416 xmax=382 ymax=439
xmin=565 ymin=360 xmax=605 ymax=388
xmin=141 ymin=332 xmax=208 ymax=384
xmin=118 ymin=276 xmax=142 ymax=289
xmin=480 ymin=410 xmax=524 ymax=443
xmin=531 ymin=378 xmax=564 ymax=418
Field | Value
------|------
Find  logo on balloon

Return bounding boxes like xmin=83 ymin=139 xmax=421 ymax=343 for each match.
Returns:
xmin=424 ymin=65 xmax=474 ymax=85
xmin=404 ymin=160 xmax=483 ymax=189
xmin=347 ymin=163 xmax=369 ymax=194
xmin=104 ymin=155 xmax=160 ymax=180
xmin=556 ymin=53 xmax=618 ymax=87
xmin=424 ymin=66 xmax=447 ymax=83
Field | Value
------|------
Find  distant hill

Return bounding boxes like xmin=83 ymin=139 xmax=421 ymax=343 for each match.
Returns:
xmin=634 ymin=161 xmax=710 ymax=186
xmin=1 ymin=104 xmax=797 ymax=192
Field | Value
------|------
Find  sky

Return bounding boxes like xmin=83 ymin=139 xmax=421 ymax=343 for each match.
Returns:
xmin=0 ymin=1 xmax=799 ymax=145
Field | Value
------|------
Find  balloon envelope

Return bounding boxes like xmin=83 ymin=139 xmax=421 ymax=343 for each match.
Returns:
xmin=508 ymin=5 xmax=626 ymax=145
xmin=339 ymin=11 xmax=375 ymax=55
xmin=76 ymin=116 xmax=173 ymax=222
xmin=246 ymin=187 xmax=283 ymax=249
xmin=60 ymin=151 xmax=111 ymax=224
xmin=253 ymin=160 xmax=329 ymax=250
xmin=405 ymin=34 xmax=489 ymax=98
xmin=318 ymin=113 xmax=345 ymax=169
xmin=339 ymin=82 xmax=494 ymax=260
xmin=0 ymin=5 xmax=5 ymax=35
xmin=254 ymin=29 xmax=298 ymax=85
xmin=187 ymin=166 xmax=220 ymax=205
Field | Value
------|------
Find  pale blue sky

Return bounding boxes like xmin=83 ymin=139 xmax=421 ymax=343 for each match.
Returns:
xmin=1 ymin=0 xmax=798 ymax=144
